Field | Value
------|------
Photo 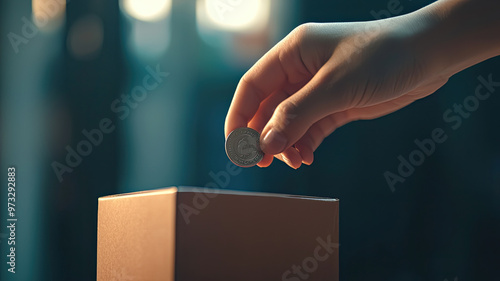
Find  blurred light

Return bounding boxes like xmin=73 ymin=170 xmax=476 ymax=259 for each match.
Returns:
xmin=67 ymin=14 xmax=104 ymax=60
xmin=121 ymin=0 xmax=172 ymax=22
xmin=197 ymin=0 xmax=270 ymax=32
xmin=32 ymin=0 xmax=66 ymax=31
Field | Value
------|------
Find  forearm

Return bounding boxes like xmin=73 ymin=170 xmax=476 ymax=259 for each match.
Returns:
xmin=408 ymin=0 xmax=500 ymax=76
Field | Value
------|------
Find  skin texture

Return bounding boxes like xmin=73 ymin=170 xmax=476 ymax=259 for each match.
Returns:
xmin=224 ymin=0 xmax=500 ymax=169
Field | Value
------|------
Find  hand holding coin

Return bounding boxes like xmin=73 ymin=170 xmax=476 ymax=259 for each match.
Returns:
xmin=225 ymin=127 xmax=264 ymax=167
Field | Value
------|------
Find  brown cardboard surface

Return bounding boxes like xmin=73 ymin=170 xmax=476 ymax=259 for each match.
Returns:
xmin=97 ymin=187 xmax=177 ymax=281
xmin=97 ymin=187 xmax=339 ymax=281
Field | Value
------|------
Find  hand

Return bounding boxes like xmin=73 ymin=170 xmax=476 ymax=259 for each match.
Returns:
xmin=224 ymin=0 xmax=500 ymax=169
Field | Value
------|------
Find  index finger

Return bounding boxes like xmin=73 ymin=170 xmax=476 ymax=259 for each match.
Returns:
xmin=224 ymin=47 xmax=288 ymax=138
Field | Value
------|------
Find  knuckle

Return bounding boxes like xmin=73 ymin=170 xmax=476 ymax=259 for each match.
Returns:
xmin=275 ymin=101 xmax=301 ymax=127
xmin=276 ymin=101 xmax=299 ymax=117
xmin=291 ymin=22 xmax=316 ymax=42
xmin=238 ymin=72 xmax=251 ymax=87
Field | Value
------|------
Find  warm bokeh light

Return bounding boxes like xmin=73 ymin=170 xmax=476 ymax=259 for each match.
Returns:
xmin=32 ymin=0 xmax=66 ymax=31
xmin=121 ymin=0 xmax=172 ymax=22
xmin=197 ymin=0 xmax=270 ymax=32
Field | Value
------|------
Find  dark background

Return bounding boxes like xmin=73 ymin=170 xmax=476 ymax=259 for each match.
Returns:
xmin=1 ymin=0 xmax=499 ymax=280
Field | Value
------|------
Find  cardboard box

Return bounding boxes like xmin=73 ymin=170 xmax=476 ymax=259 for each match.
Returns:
xmin=97 ymin=187 xmax=339 ymax=281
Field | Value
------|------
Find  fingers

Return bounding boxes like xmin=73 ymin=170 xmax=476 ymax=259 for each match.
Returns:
xmin=250 ymin=88 xmax=307 ymax=169
xmin=293 ymin=92 xmax=426 ymax=165
xmin=259 ymin=65 xmax=340 ymax=156
xmin=269 ymin=148 xmax=303 ymax=169
xmin=293 ymin=111 xmax=350 ymax=165
xmin=280 ymin=147 xmax=303 ymax=169
xmin=224 ymin=55 xmax=286 ymax=138
xmin=224 ymin=35 xmax=312 ymax=138
xmin=257 ymin=153 xmax=274 ymax=168
xmin=248 ymin=90 xmax=290 ymax=133
xmin=248 ymin=81 xmax=308 ymax=132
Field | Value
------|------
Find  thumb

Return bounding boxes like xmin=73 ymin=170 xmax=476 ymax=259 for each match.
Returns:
xmin=260 ymin=71 xmax=339 ymax=155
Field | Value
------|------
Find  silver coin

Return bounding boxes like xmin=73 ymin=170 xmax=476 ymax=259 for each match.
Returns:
xmin=225 ymin=127 xmax=264 ymax=167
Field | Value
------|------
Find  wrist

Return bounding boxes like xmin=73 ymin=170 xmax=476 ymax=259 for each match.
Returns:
xmin=406 ymin=0 xmax=500 ymax=77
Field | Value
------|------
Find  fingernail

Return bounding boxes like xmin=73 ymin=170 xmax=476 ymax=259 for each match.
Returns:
xmin=261 ymin=129 xmax=287 ymax=154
